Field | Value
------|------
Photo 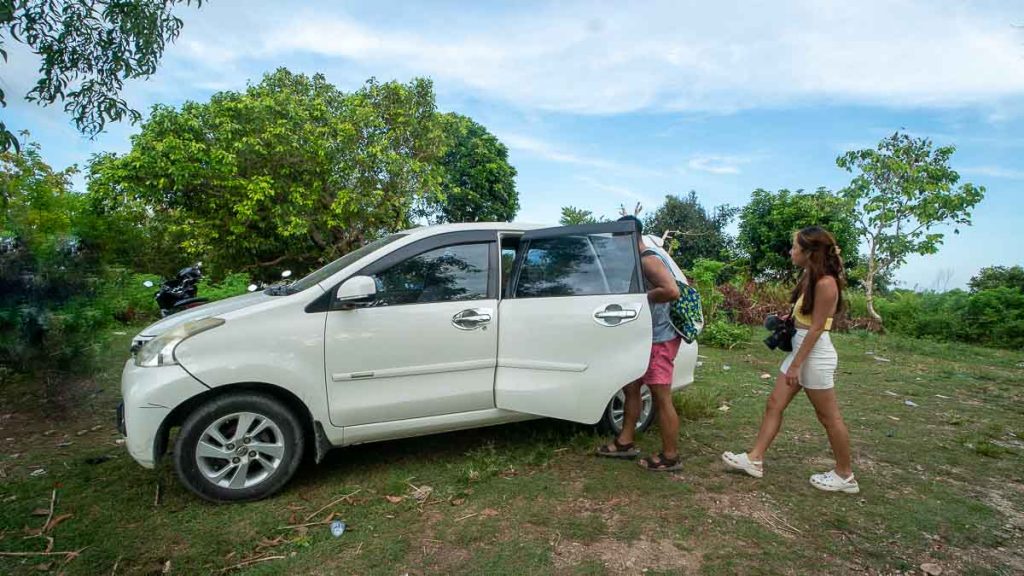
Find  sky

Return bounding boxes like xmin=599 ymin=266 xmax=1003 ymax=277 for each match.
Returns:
xmin=4 ymin=0 xmax=1024 ymax=290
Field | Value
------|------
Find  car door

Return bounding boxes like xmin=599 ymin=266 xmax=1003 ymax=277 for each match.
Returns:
xmin=494 ymin=221 xmax=652 ymax=424
xmin=324 ymin=231 xmax=500 ymax=427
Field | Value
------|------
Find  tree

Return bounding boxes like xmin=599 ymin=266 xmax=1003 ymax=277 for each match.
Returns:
xmin=559 ymin=206 xmax=598 ymax=226
xmin=428 ymin=113 xmax=518 ymax=223
xmin=87 ymin=69 xmax=446 ymax=279
xmin=837 ymin=132 xmax=985 ymax=322
xmin=969 ymin=265 xmax=1024 ymax=293
xmin=737 ymin=187 xmax=860 ymax=282
xmin=0 ymin=0 xmax=203 ymax=152
xmin=643 ymin=191 xmax=737 ymax=269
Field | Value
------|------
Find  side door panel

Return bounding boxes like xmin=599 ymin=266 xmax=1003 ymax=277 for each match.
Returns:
xmin=494 ymin=222 xmax=651 ymax=424
xmin=324 ymin=232 xmax=500 ymax=427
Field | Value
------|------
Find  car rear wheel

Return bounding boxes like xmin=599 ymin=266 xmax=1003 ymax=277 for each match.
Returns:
xmin=599 ymin=384 xmax=655 ymax=435
xmin=174 ymin=393 xmax=304 ymax=503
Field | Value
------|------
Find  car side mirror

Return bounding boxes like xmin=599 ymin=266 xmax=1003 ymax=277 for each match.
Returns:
xmin=336 ymin=275 xmax=377 ymax=307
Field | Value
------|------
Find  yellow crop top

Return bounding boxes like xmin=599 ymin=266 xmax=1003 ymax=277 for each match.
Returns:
xmin=793 ymin=293 xmax=834 ymax=330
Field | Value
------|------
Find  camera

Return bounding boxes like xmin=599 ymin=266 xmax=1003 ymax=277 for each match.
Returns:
xmin=763 ymin=314 xmax=794 ymax=352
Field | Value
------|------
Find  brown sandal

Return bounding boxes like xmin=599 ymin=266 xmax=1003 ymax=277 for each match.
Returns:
xmin=639 ymin=452 xmax=682 ymax=472
xmin=596 ymin=438 xmax=639 ymax=459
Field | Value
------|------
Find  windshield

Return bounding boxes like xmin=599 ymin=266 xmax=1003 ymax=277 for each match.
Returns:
xmin=287 ymin=233 xmax=408 ymax=293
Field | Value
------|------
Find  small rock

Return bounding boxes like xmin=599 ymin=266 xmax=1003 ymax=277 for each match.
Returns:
xmin=905 ymin=400 xmax=918 ymax=407
xmin=920 ymin=563 xmax=942 ymax=575
xmin=759 ymin=373 xmax=772 ymax=380
xmin=718 ymin=404 xmax=731 ymax=412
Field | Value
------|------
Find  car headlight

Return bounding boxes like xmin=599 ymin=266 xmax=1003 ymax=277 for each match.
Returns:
xmin=135 ymin=317 xmax=225 ymax=368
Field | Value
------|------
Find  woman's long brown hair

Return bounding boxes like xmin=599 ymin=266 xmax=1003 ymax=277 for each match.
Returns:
xmin=790 ymin=226 xmax=846 ymax=316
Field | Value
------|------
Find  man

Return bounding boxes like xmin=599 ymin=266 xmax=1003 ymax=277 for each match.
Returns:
xmin=596 ymin=215 xmax=684 ymax=471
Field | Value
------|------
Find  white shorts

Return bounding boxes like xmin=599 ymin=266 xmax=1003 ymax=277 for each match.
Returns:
xmin=780 ymin=329 xmax=838 ymax=390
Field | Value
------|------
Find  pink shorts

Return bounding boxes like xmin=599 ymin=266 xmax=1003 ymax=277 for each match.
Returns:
xmin=642 ymin=337 xmax=682 ymax=386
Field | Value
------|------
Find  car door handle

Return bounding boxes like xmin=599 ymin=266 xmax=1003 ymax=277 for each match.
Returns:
xmin=593 ymin=304 xmax=641 ymax=327
xmin=452 ymin=308 xmax=492 ymax=330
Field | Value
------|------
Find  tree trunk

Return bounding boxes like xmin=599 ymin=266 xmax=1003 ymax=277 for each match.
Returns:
xmin=865 ymin=245 xmax=883 ymax=324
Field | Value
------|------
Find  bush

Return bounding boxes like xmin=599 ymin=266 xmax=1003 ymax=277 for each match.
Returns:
xmin=700 ymin=320 xmax=752 ymax=349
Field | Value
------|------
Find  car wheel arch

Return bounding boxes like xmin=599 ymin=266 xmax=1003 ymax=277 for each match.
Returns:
xmin=153 ymin=382 xmax=317 ymax=465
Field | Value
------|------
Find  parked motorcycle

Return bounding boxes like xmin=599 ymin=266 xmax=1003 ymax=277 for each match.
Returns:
xmin=143 ymin=262 xmax=209 ymax=317
xmin=247 ymin=269 xmax=293 ymax=293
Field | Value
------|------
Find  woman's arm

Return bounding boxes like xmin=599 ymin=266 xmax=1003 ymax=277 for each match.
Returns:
xmin=785 ymin=277 xmax=838 ymax=387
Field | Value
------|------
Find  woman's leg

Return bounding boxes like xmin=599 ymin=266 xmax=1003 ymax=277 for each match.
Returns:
xmin=804 ymin=387 xmax=853 ymax=478
xmin=748 ymin=375 xmax=802 ymax=462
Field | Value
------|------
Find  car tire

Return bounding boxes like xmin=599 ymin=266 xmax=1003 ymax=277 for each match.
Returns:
xmin=174 ymin=393 xmax=305 ymax=503
xmin=598 ymin=384 xmax=656 ymax=436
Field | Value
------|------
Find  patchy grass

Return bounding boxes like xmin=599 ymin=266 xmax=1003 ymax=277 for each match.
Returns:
xmin=1 ymin=327 xmax=1023 ymax=574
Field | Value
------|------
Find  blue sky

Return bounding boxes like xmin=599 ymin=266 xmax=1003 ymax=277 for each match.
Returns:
xmin=4 ymin=0 xmax=1023 ymax=290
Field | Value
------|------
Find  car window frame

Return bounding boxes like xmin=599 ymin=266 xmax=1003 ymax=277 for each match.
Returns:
xmin=326 ymin=230 xmax=500 ymax=312
xmin=506 ymin=222 xmax=644 ymax=300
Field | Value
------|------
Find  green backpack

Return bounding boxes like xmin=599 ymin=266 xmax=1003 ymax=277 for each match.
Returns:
xmin=644 ymin=249 xmax=705 ymax=344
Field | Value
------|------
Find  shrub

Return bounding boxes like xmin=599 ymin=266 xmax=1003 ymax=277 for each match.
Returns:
xmin=700 ymin=320 xmax=752 ymax=349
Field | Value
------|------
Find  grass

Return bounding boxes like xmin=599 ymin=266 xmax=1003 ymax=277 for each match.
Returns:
xmin=1 ymin=327 xmax=1023 ymax=574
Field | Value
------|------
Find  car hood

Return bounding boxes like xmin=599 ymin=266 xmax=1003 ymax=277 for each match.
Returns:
xmin=138 ymin=292 xmax=271 ymax=337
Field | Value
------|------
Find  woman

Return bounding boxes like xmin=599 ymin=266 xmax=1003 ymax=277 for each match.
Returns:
xmin=722 ymin=226 xmax=858 ymax=493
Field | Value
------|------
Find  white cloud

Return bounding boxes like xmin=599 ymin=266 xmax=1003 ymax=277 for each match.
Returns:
xmin=960 ymin=165 xmax=1024 ymax=179
xmin=686 ymin=154 xmax=751 ymax=175
xmin=180 ymin=0 xmax=1024 ymax=115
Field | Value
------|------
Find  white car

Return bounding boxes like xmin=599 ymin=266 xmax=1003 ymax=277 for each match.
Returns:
xmin=119 ymin=221 xmax=697 ymax=502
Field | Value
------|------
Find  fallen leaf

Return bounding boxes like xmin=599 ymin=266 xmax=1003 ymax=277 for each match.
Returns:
xmin=451 ymin=498 xmax=465 ymax=506
xmin=385 ymin=495 xmax=404 ymax=504
xmin=718 ymin=404 xmax=731 ymax=412
xmin=30 ymin=508 xmax=50 ymax=517
xmin=888 ymin=416 xmax=901 ymax=421
xmin=44 ymin=513 xmax=73 ymax=532
xmin=34 ymin=562 xmax=52 ymax=571
xmin=162 ymin=559 xmax=171 ymax=574
xmin=480 ymin=508 xmax=499 ymax=517
xmin=759 ymin=373 xmax=772 ymax=379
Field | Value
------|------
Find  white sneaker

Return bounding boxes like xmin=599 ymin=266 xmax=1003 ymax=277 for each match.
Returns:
xmin=721 ymin=451 xmax=763 ymax=478
xmin=810 ymin=470 xmax=860 ymax=493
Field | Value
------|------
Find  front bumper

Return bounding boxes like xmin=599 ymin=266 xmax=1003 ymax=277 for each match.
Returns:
xmin=120 ymin=359 xmax=208 ymax=469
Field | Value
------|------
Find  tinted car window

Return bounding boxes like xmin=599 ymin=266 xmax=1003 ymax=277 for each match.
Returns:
xmin=515 ymin=233 xmax=637 ymax=297
xmin=373 ymin=243 xmax=490 ymax=306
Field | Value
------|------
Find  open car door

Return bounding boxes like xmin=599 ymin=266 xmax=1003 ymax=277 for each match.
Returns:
xmin=494 ymin=221 xmax=652 ymax=424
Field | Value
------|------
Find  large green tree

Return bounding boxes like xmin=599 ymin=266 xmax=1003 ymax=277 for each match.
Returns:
xmin=0 ymin=0 xmax=203 ymax=151
xmin=87 ymin=69 xmax=447 ymax=279
xmin=643 ymin=191 xmax=737 ymax=269
xmin=837 ymin=132 xmax=985 ymax=322
xmin=429 ymin=112 xmax=518 ymax=223
xmin=737 ymin=187 xmax=860 ymax=282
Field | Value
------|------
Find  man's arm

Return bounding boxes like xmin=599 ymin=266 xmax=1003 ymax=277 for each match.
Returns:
xmin=642 ymin=254 xmax=681 ymax=303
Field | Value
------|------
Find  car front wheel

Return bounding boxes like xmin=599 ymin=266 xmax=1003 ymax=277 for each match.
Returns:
xmin=174 ymin=393 xmax=304 ymax=503
xmin=599 ymin=384 xmax=655 ymax=435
